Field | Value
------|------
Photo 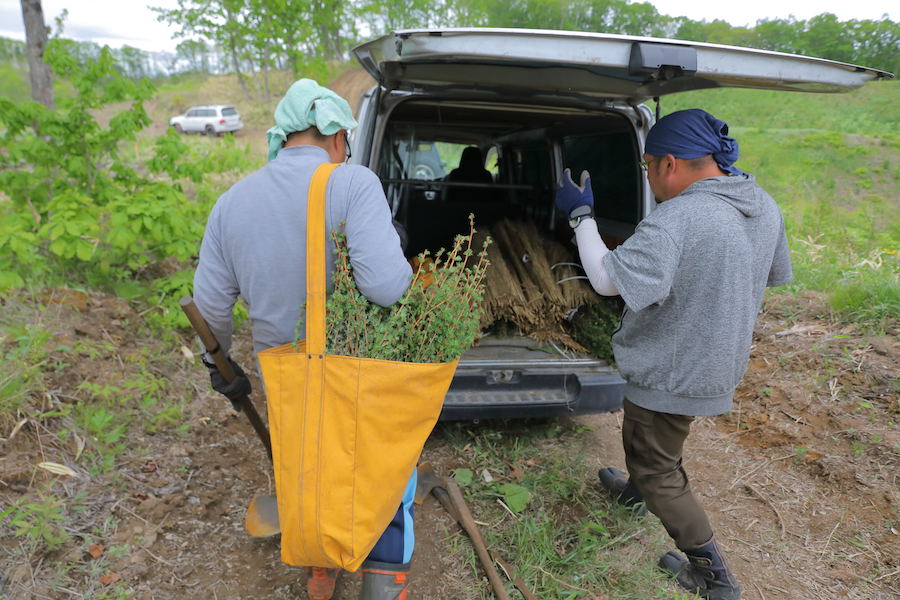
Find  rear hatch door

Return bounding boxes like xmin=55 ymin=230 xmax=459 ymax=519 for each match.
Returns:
xmin=353 ymin=28 xmax=892 ymax=101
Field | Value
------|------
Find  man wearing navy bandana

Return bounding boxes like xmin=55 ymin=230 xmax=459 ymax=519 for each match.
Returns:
xmin=555 ymin=109 xmax=792 ymax=600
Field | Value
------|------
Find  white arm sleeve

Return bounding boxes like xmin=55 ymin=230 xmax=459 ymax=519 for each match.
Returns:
xmin=573 ymin=218 xmax=620 ymax=296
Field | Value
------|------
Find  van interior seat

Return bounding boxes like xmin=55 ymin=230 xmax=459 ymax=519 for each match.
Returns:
xmin=443 ymin=147 xmax=494 ymax=203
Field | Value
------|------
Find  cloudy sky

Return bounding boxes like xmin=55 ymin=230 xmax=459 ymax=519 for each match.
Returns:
xmin=0 ymin=0 xmax=893 ymax=53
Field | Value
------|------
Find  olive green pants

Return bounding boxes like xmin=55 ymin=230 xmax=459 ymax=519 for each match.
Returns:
xmin=622 ymin=398 xmax=713 ymax=550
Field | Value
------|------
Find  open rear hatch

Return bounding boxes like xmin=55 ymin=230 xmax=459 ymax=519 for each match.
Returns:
xmin=354 ymin=28 xmax=892 ymax=100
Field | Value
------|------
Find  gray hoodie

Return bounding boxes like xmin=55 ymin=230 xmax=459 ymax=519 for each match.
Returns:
xmin=603 ymin=173 xmax=792 ymax=416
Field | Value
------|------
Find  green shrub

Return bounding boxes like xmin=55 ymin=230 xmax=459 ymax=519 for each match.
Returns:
xmin=306 ymin=218 xmax=489 ymax=363
xmin=572 ymin=302 xmax=620 ymax=365
xmin=0 ymin=40 xmax=208 ymax=290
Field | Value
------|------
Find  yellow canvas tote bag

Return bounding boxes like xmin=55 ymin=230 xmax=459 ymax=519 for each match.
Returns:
xmin=257 ymin=162 xmax=458 ymax=571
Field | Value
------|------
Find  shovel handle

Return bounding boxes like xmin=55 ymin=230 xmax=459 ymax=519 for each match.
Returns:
xmin=446 ymin=480 xmax=512 ymax=600
xmin=180 ymin=297 xmax=236 ymax=379
xmin=180 ymin=296 xmax=273 ymax=462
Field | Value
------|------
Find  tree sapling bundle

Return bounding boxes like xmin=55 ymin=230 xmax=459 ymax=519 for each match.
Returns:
xmin=294 ymin=215 xmax=491 ymax=363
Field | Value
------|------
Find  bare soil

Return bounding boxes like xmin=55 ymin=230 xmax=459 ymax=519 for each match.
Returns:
xmin=1 ymin=289 xmax=899 ymax=600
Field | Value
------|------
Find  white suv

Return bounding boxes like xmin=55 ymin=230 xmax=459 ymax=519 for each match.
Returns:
xmin=169 ymin=105 xmax=242 ymax=136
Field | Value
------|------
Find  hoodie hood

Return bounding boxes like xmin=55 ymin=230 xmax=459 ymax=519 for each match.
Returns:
xmin=682 ymin=172 xmax=768 ymax=218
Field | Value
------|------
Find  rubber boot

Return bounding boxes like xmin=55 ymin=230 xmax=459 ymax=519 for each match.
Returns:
xmin=358 ymin=560 xmax=410 ymax=600
xmin=658 ymin=534 xmax=741 ymax=600
xmin=598 ymin=467 xmax=648 ymax=516
xmin=306 ymin=567 xmax=338 ymax=600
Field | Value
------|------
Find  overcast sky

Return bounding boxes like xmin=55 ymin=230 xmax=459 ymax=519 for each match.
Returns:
xmin=0 ymin=0 xmax=894 ymax=53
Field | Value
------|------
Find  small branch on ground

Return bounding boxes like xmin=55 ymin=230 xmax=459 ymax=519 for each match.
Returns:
xmin=746 ymin=483 xmax=786 ymax=538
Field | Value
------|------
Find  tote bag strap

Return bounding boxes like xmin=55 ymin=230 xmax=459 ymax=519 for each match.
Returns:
xmin=307 ymin=162 xmax=342 ymax=356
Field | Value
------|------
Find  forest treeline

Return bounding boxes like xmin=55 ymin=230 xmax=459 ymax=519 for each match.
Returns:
xmin=1 ymin=0 xmax=898 ymax=103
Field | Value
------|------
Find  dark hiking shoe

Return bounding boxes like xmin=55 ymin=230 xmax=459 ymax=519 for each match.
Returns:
xmin=598 ymin=467 xmax=648 ymax=516
xmin=306 ymin=567 xmax=338 ymax=600
xmin=658 ymin=534 xmax=742 ymax=600
xmin=359 ymin=560 xmax=410 ymax=600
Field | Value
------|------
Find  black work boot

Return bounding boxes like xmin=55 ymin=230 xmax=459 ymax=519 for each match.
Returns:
xmin=358 ymin=560 xmax=410 ymax=600
xmin=658 ymin=534 xmax=741 ymax=600
xmin=598 ymin=467 xmax=648 ymax=516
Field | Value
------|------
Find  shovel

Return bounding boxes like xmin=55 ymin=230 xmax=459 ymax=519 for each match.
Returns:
xmin=180 ymin=297 xmax=280 ymax=537
xmin=180 ymin=296 xmax=273 ymax=461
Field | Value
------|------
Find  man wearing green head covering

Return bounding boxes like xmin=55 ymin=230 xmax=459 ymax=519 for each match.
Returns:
xmin=193 ymin=79 xmax=414 ymax=600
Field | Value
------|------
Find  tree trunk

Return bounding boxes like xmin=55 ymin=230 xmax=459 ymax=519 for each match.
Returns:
xmin=332 ymin=0 xmax=343 ymax=59
xmin=20 ymin=0 xmax=54 ymax=109
xmin=285 ymin=30 xmax=296 ymax=78
xmin=320 ymin=25 xmax=333 ymax=61
xmin=262 ymin=40 xmax=271 ymax=102
xmin=226 ymin=8 xmax=251 ymax=101
xmin=262 ymin=0 xmax=271 ymax=102
xmin=245 ymin=53 xmax=264 ymax=103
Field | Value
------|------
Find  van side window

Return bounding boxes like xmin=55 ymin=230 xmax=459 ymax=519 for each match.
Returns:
xmin=507 ymin=146 xmax=554 ymax=230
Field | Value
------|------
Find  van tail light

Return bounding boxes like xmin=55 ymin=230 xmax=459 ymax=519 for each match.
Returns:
xmin=219 ymin=119 xmax=226 ymax=124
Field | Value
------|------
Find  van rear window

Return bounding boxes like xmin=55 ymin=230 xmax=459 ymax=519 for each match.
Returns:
xmin=562 ymin=133 xmax=640 ymax=225
xmin=221 ymin=107 xmax=237 ymax=116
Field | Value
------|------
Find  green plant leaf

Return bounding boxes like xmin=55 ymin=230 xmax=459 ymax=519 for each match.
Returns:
xmin=453 ymin=468 xmax=473 ymax=487
xmin=498 ymin=483 xmax=530 ymax=513
xmin=49 ymin=238 xmax=67 ymax=256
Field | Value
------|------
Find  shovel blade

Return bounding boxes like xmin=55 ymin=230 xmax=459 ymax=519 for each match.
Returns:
xmin=246 ymin=494 xmax=280 ymax=538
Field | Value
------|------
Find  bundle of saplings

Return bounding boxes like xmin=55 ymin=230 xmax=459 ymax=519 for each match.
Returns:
xmin=295 ymin=216 xmax=490 ymax=363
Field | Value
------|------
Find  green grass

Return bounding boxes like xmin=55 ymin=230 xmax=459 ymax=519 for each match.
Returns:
xmin=0 ymin=320 xmax=52 ymax=426
xmin=663 ymin=82 xmax=900 ymax=137
xmin=435 ymin=420 xmax=676 ymax=598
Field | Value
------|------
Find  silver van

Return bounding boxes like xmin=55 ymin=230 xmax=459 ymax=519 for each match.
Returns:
xmin=349 ymin=28 xmax=891 ymax=420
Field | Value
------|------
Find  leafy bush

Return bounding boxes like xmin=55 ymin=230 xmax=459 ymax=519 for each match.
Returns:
xmin=0 ymin=40 xmax=205 ymax=290
xmin=572 ymin=302 xmax=620 ymax=365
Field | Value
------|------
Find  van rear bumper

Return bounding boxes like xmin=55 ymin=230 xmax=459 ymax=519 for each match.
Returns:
xmin=438 ymin=365 xmax=625 ymax=420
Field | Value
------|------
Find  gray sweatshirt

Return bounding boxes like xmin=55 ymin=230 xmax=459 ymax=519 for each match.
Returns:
xmin=193 ymin=145 xmax=412 ymax=359
xmin=603 ymin=173 xmax=792 ymax=416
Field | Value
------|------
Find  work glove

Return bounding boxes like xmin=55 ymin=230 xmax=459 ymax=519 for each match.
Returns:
xmin=208 ymin=356 xmax=251 ymax=412
xmin=409 ymin=256 xmax=436 ymax=289
xmin=555 ymin=168 xmax=594 ymax=216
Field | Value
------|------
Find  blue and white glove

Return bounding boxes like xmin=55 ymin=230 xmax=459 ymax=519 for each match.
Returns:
xmin=555 ymin=168 xmax=594 ymax=216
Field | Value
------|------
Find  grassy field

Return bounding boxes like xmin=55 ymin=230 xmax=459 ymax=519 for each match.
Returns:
xmin=666 ymin=83 xmax=900 ymax=327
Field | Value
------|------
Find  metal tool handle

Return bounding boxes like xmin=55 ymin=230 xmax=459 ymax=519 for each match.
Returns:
xmin=180 ymin=296 xmax=273 ymax=462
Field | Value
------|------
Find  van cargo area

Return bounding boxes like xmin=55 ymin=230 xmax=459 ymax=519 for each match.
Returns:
xmin=371 ymin=96 xmax=644 ymax=419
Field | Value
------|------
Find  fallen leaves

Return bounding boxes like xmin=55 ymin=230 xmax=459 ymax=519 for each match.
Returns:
xmin=88 ymin=544 xmax=103 ymax=559
xmin=141 ymin=460 xmax=157 ymax=473
xmin=98 ymin=572 xmax=120 ymax=585
xmin=37 ymin=462 xmax=78 ymax=477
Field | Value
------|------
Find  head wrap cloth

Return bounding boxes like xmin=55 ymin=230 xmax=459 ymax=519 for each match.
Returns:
xmin=645 ymin=109 xmax=741 ymax=175
xmin=266 ymin=78 xmax=358 ymax=162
